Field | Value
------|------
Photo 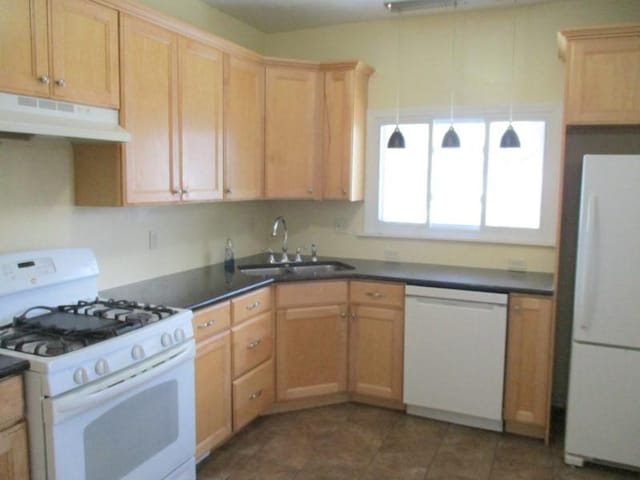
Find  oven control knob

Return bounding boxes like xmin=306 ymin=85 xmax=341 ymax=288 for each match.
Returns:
xmin=173 ymin=328 xmax=185 ymax=343
xmin=95 ymin=359 xmax=110 ymax=376
xmin=161 ymin=333 xmax=173 ymax=347
xmin=73 ymin=367 xmax=89 ymax=385
xmin=131 ymin=344 xmax=145 ymax=360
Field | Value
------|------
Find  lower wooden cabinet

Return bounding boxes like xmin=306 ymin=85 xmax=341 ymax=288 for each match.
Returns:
xmin=0 ymin=375 xmax=29 ymax=480
xmin=504 ymin=294 xmax=554 ymax=442
xmin=275 ymin=281 xmax=349 ymax=401
xmin=194 ymin=331 xmax=232 ymax=457
xmin=232 ymin=359 xmax=274 ymax=431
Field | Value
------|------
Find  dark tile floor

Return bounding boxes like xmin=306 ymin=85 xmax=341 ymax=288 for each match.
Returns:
xmin=196 ymin=403 xmax=639 ymax=480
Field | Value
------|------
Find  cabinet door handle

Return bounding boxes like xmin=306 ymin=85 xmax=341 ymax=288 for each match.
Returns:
xmin=307 ymin=188 xmax=313 ymax=194
xmin=249 ymin=389 xmax=263 ymax=400
xmin=55 ymin=79 xmax=66 ymax=87
xmin=246 ymin=301 xmax=260 ymax=311
xmin=247 ymin=338 xmax=262 ymax=350
xmin=197 ymin=320 xmax=215 ymax=329
xmin=224 ymin=188 xmax=232 ymax=194
xmin=340 ymin=311 xmax=346 ymax=318
xmin=38 ymin=75 xmax=50 ymax=84
xmin=171 ymin=188 xmax=182 ymax=196
xmin=365 ymin=291 xmax=383 ymax=299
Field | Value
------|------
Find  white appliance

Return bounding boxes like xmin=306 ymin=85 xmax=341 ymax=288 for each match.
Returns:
xmin=0 ymin=92 xmax=131 ymax=142
xmin=565 ymin=154 xmax=640 ymax=470
xmin=404 ymin=286 xmax=507 ymax=432
xmin=0 ymin=248 xmax=195 ymax=480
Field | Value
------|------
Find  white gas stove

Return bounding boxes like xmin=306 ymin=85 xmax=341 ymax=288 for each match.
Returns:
xmin=0 ymin=248 xmax=196 ymax=480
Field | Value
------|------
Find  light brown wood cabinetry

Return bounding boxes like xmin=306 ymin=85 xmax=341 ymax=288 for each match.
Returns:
xmin=275 ymin=281 xmax=348 ymax=401
xmin=265 ymin=62 xmax=322 ymax=199
xmin=193 ymin=302 xmax=232 ymax=458
xmin=504 ymin=294 xmax=554 ymax=443
xmin=223 ymin=53 xmax=265 ymax=200
xmin=0 ymin=376 xmax=29 ymax=480
xmin=349 ymin=281 xmax=404 ymax=403
xmin=75 ymin=14 xmax=223 ymax=206
xmin=230 ymin=287 xmax=274 ymax=431
xmin=0 ymin=0 xmax=119 ymax=108
xmin=322 ymin=63 xmax=373 ymax=201
xmin=559 ymin=25 xmax=640 ymax=125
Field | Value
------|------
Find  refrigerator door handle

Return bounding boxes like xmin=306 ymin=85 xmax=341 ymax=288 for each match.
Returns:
xmin=577 ymin=195 xmax=598 ymax=331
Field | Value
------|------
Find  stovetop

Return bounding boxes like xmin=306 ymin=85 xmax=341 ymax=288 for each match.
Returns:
xmin=0 ymin=299 xmax=180 ymax=357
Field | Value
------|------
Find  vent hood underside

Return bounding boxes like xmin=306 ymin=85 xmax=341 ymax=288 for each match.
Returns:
xmin=0 ymin=93 xmax=131 ymax=142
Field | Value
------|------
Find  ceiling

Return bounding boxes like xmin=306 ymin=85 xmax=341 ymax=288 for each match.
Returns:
xmin=202 ymin=0 xmax=558 ymax=33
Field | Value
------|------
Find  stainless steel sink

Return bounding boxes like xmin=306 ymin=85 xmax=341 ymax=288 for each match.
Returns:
xmin=238 ymin=261 xmax=354 ymax=277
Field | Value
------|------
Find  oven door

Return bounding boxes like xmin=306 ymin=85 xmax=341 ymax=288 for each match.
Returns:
xmin=42 ymin=341 xmax=195 ymax=480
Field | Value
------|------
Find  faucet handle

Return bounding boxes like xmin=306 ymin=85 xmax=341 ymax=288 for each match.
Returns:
xmin=264 ymin=248 xmax=275 ymax=264
xmin=311 ymin=243 xmax=318 ymax=262
xmin=295 ymin=247 xmax=303 ymax=263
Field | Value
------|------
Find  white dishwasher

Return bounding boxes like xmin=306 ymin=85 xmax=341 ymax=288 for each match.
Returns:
xmin=403 ymin=286 xmax=507 ymax=432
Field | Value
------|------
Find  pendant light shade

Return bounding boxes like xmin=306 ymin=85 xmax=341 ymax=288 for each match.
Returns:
xmin=442 ymin=126 xmax=461 ymax=148
xmin=500 ymin=124 xmax=520 ymax=148
xmin=388 ymin=126 xmax=406 ymax=148
xmin=501 ymin=0 xmax=521 ymax=149
xmin=387 ymin=9 xmax=405 ymax=149
xmin=442 ymin=1 xmax=460 ymax=149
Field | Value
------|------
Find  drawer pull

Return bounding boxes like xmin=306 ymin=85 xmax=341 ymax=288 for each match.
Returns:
xmin=249 ymin=389 xmax=263 ymax=400
xmin=366 ymin=291 xmax=383 ymax=299
xmin=246 ymin=301 xmax=261 ymax=311
xmin=197 ymin=320 xmax=215 ymax=329
xmin=340 ymin=311 xmax=347 ymax=318
xmin=247 ymin=338 xmax=262 ymax=350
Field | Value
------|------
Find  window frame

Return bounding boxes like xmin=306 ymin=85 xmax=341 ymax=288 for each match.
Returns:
xmin=363 ymin=105 xmax=562 ymax=246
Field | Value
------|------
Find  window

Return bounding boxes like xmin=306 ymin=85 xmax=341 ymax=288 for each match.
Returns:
xmin=365 ymin=107 xmax=561 ymax=246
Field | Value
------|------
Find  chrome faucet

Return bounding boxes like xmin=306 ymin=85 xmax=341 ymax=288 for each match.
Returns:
xmin=272 ymin=216 xmax=289 ymax=263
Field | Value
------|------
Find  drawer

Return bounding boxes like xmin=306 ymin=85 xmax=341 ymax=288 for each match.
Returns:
xmin=276 ymin=281 xmax=348 ymax=308
xmin=192 ymin=301 xmax=231 ymax=342
xmin=232 ymin=287 xmax=272 ymax=325
xmin=232 ymin=311 xmax=273 ymax=379
xmin=350 ymin=281 xmax=404 ymax=309
xmin=0 ymin=375 xmax=24 ymax=430
xmin=232 ymin=359 xmax=274 ymax=431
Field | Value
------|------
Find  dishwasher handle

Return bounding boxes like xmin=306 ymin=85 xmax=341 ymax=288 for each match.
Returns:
xmin=407 ymin=296 xmax=506 ymax=310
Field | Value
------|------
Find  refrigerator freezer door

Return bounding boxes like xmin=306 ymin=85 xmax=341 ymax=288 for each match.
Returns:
xmin=565 ymin=342 xmax=640 ymax=468
xmin=573 ymin=155 xmax=640 ymax=349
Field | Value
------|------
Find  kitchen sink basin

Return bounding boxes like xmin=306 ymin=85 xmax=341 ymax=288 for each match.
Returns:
xmin=238 ymin=261 xmax=354 ymax=277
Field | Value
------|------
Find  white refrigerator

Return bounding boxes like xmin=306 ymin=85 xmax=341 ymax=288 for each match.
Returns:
xmin=565 ymin=154 xmax=640 ymax=469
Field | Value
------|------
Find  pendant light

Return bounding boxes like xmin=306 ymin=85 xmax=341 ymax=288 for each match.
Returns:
xmin=442 ymin=0 xmax=460 ymax=148
xmin=500 ymin=0 xmax=521 ymax=148
xmin=386 ymin=4 xmax=405 ymax=149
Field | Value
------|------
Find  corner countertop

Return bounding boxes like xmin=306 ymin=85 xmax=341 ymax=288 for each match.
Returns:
xmin=101 ymin=255 xmax=554 ymax=311
xmin=0 ymin=354 xmax=29 ymax=380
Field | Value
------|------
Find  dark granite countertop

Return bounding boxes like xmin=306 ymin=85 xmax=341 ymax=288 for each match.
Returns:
xmin=102 ymin=254 xmax=554 ymax=310
xmin=0 ymin=354 xmax=29 ymax=380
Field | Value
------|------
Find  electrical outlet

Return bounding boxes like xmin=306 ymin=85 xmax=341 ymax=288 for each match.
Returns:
xmin=334 ymin=217 xmax=347 ymax=234
xmin=148 ymin=230 xmax=158 ymax=250
xmin=508 ymin=259 xmax=527 ymax=272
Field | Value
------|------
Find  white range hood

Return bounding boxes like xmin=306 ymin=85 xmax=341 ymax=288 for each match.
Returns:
xmin=0 ymin=92 xmax=131 ymax=142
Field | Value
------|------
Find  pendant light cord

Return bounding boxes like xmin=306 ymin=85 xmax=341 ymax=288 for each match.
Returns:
xmin=395 ymin=12 xmax=401 ymax=126
xmin=508 ymin=0 xmax=517 ymax=123
xmin=449 ymin=1 xmax=457 ymax=124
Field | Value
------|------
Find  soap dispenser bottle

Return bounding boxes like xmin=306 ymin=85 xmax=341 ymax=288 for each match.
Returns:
xmin=224 ymin=238 xmax=235 ymax=273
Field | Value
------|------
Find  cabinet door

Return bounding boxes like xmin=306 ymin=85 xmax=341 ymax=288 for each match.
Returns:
xmin=276 ymin=304 xmax=348 ymax=401
xmin=323 ymin=69 xmax=354 ymax=200
xmin=0 ymin=0 xmax=50 ymax=97
xmin=195 ymin=331 xmax=232 ymax=458
xmin=50 ymin=0 xmax=119 ymax=107
xmin=349 ymin=304 xmax=403 ymax=401
xmin=504 ymin=294 xmax=553 ymax=439
xmin=565 ymin=34 xmax=640 ymax=125
xmin=0 ymin=421 xmax=30 ymax=480
xmin=224 ymin=54 xmax=265 ymax=200
xmin=179 ymin=38 xmax=223 ymax=202
xmin=265 ymin=65 xmax=321 ymax=199
xmin=121 ymin=15 xmax=179 ymax=204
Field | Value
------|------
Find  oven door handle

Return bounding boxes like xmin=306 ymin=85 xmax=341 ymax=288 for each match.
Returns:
xmin=50 ymin=342 xmax=194 ymax=423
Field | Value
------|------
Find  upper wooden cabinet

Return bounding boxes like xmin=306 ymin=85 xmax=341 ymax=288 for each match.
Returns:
xmin=75 ymin=15 xmax=223 ymax=205
xmin=265 ymin=62 xmax=322 ymax=200
xmin=504 ymin=294 xmax=554 ymax=443
xmin=559 ymin=24 xmax=640 ymax=125
xmin=322 ymin=63 xmax=373 ymax=201
xmin=0 ymin=0 xmax=119 ymax=108
xmin=223 ymin=53 xmax=265 ymax=200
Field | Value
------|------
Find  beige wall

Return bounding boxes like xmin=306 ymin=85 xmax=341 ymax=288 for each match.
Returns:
xmin=135 ymin=0 xmax=266 ymax=52
xmin=263 ymin=0 xmax=640 ymax=274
